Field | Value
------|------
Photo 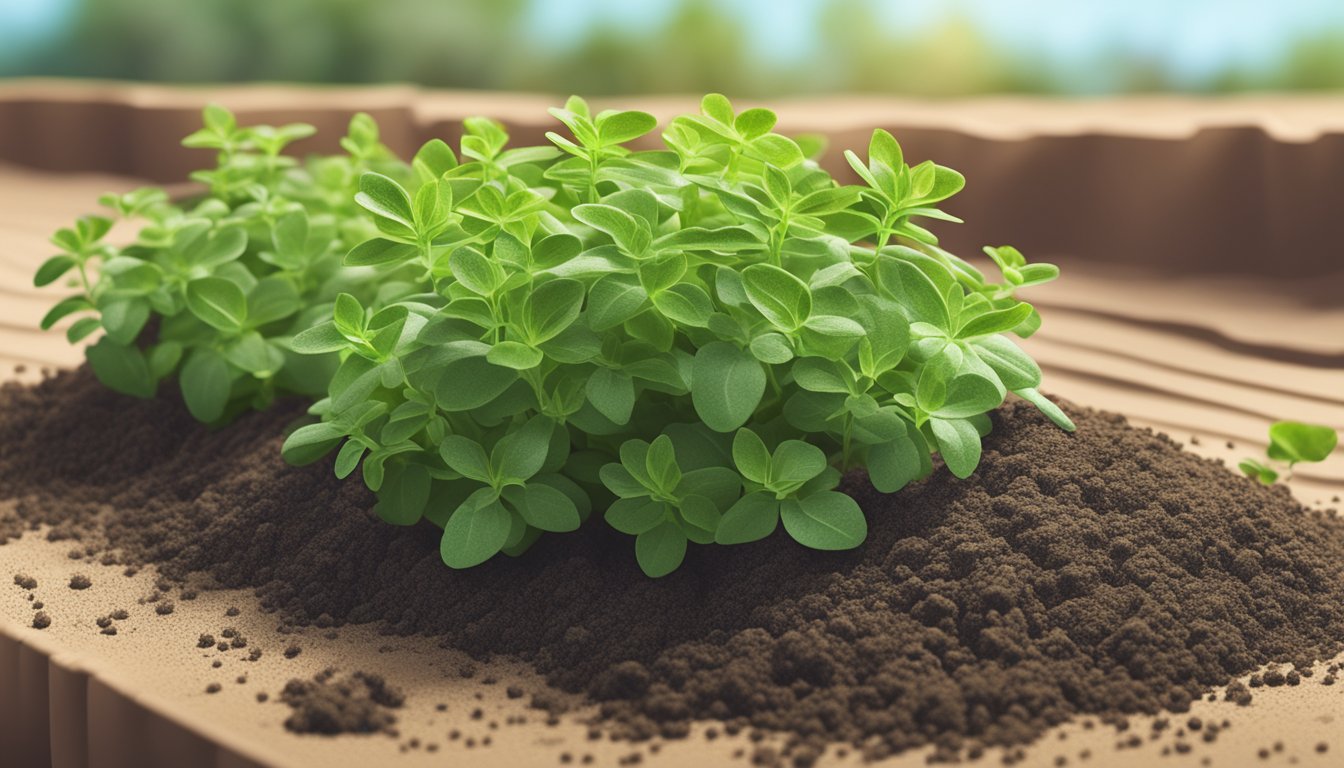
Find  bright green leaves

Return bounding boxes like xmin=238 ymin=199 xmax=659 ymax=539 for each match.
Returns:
xmin=692 ymin=342 xmax=766 ymax=432
xmin=779 ymin=493 xmax=866 ymax=550
xmin=1241 ymin=420 xmax=1338 ymax=485
xmin=1267 ymin=421 xmax=1338 ymax=465
xmin=180 ymin=348 xmax=232 ymax=422
xmin=715 ymin=429 xmax=858 ymax=551
xmin=355 ymin=172 xmax=415 ymax=237
xmin=186 ymin=277 xmax=248 ymax=333
xmin=525 ymin=279 xmax=585 ymax=345
xmin=599 ymin=434 xmax=740 ymax=577
xmin=38 ymin=96 xmax=1074 ymax=582
xmin=435 ymin=416 xmax=581 ymax=568
xmin=440 ymin=489 xmax=513 ymax=569
xmin=743 ymin=264 xmax=811 ymax=332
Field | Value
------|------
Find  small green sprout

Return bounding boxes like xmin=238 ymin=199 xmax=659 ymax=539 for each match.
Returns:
xmin=1240 ymin=421 xmax=1338 ymax=484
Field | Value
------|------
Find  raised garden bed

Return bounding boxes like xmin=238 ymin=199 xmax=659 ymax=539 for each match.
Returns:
xmin=1 ymin=83 xmax=1342 ymax=768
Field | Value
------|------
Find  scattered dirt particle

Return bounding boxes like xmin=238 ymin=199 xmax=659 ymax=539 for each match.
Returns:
xmin=32 ymin=611 xmax=51 ymax=629
xmin=284 ymin=645 xmax=302 ymax=659
xmin=155 ymin=601 xmax=175 ymax=615
xmin=13 ymin=573 xmax=37 ymax=590
xmin=100 ymin=626 xmax=117 ymax=636
xmin=226 ymin=606 xmax=240 ymax=616
xmin=279 ymin=670 xmax=403 ymax=735
xmin=30 ymin=600 xmax=43 ymax=610
xmin=257 ymin=692 xmax=269 ymax=703
xmin=205 ymin=683 xmax=221 ymax=694
xmin=68 ymin=573 xmax=91 ymax=590
xmin=197 ymin=634 xmax=215 ymax=649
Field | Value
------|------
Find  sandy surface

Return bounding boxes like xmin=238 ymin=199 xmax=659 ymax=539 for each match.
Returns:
xmin=0 ymin=158 xmax=1342 ymax=768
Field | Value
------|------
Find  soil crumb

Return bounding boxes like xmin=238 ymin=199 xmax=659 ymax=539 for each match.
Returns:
xmin=280 ymin=668 xmax=404 ymax=735
xmin=3 ymin=368 xmax=1344 ymax=758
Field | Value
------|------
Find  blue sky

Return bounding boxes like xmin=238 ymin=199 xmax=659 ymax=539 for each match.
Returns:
xmin=526 ymin=0 xmax=1344 ymax=83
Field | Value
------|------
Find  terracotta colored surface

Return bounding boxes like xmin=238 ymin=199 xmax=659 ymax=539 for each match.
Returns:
xmin=0 ymin=91 xmax=1342 ymax=767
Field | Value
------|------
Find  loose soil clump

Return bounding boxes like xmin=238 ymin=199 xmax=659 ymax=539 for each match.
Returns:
xmin=3 ymin=368 xmax=1343 ymax=758
xmin=280 ymin=669 xmax=404 ymax=735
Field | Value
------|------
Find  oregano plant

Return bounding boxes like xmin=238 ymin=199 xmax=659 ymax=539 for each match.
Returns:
xmin=36 ymin=95 xmax=1073 ymax=578
xmin=277 ymin=94 xmax=1074 ymax=577
xmin=35 ymin=105 xmax=398 ymax=421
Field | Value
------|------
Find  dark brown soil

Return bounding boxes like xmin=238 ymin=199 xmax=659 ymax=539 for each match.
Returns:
xmin=280 ymin=668 xmax=404 ymax=735
xmin=3 ymin=368 xmax=1344 ymax=759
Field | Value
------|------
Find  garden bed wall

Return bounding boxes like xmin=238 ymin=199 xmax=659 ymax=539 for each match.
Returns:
xmin=3 ymin=80 xmax=1344 ymax=278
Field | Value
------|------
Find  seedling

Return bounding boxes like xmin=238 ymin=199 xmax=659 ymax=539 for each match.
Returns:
xmin=1240 ymin=420 xmax=1338 ymax=484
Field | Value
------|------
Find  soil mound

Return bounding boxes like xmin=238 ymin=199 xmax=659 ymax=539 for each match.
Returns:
xmin=3 ymin=368 xmax=1343 ymax=759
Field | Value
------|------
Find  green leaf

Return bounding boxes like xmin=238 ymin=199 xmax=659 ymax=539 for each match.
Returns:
xmin=66 ymin=316 xmax=101 ymax=343
xmin=971 ymin=335 xmax=1041 ymax=390
xmin=868 ymin=129 xmax=903 ymax=170
xmin=436 ymin=355 xmax=519 ymax=411
xmin=440 ymin=490 xmax=511 ymax=569
xmin=1267 ymin=421 xmax=1338 ymax=465
xmin=597 ymin=110 xmax=658 ymax=146
xmin=493 ymin=415 xmax=553 ymax=482
xmin=780 ymin=492 xmax=867 ymax=550
xmin=450 ymin=247 xmax=500 ymax=296
xmin=715 ymin=492 xmax=780 ymax=545
xmin=180 ymin=348 xmax=232 ymax=422
xmin=186 ymin=277 xmax=247 ymax=333
xmin=1015 ymin=387 xmax=1076 ymax=432
xmin=732 ymin=428 xmax=771 ymax=485
xmin=504 ymin=482 xmax=580 ymax=532
xmin=734 ymin=108 xmax=776 ymax=140
xmin=606 ymin=498 xmax=666 ymax=534
xmin=930 ymin=417 xmax=982 ymax=479
xmin=346 ymin=238 xmax=418 ymax=267
xmin=41 ymin=296 xmax=93 ymax=330
xmin=645 ymin=434 xmax=683 ymax=495
xmin=99 ymin=298 xmax=150 ymax=345
xmin=290 ymin=322 xmax=347 ymax=355
xmin=376 ymin=463 xmax=432 ymax=525
xmin=652 ymin=283 xmax=713 ymax=327
xmin=334 ymin=439 xmax=366 ymax=479
xmin=1238 ymin=459 xmax=1279 ymax=485
xmin=282 ymin=422 xmax=345 ymax=466
xmin=587 ymin=368 xmax=636 ymax=425
xmin=355 ymin=172 xmax=415 ymax=231
xmin=85 ymin=337 xmax=155 ymax=398
xmin=742 ymin=264 xmax=811 ymax=332
xmin=867 ymin=434 xmax=923 ymax=493
xmin=439 ymin=436 xmax=492 ymax=483
xmin=526 ymin=279 xmax=586 ymax=344
xmin=588 ymin=273 xmax=648 ymax=331
xmin=769 ymin=440 xmax=827 ymax=494
xmin=749 ymin=333 xmax=794 ymax=365
xmin=635 ymin=521 xmax=687 ymax=578
xmin=333 ymin=293 xmax=365 ymax=337
xmin=691 ymin=342 xmax=766 ymax=433
xmin=34 ymin=255 xmax=77 ymax=287
xmin=573 ymin=204 xmax=647 ymax=256
xmin=957 ymin=303 xmax=1034 ymax=339
xmin=487 ymin=341 xmax=543 ymax=370
xmin=247 ymin=277 xmax=301 ymax=327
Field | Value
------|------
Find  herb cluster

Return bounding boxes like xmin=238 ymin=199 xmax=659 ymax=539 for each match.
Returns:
xmin=36 ymin=106 xmax=398 ymax=420
xmin=39 ymin=96 xmax=1072 ymax=577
